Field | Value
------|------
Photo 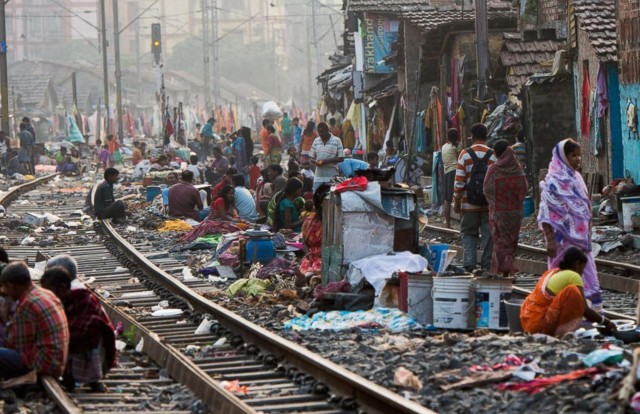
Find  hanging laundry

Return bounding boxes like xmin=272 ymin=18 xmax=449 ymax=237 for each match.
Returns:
xmin=628 ymin=101 xmax=638 ymax=134
xmin=415 ymin=111 xmax=426 ymax=152
xmin=596 ymin=64 xmax=609 ymax=118
xmin=580 ymin=66 xmax=591 ymax=139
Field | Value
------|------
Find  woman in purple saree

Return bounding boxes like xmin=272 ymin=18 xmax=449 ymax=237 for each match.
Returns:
xmin=538 ymin=139 xmax=602 ymax=310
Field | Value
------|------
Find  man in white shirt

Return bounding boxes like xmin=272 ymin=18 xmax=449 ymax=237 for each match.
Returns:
xmin=309 ymin=122 xmax=344 ymax=191
xmin=324 ymin=103 xmax=343 ymax=125
xmin=232 ymin=174 xmax=257 ymax=221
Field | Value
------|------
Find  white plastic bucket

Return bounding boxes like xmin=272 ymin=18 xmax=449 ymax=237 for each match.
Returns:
xmin=407 ymin=274 xmax=433 ymax=326
xmin=474 ymin=278 xmax=513 ymax=330
xmin=432 ymin=276 xmax=474 ymax=329
xmin=621 ymin=196 xmax=640 ymax=232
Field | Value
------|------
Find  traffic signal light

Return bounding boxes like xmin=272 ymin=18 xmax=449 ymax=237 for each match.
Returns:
xmin=151 ymin=23 xmax=162 ymax=65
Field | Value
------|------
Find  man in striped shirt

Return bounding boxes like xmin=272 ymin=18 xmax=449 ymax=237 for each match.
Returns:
xmin=0 ymin=262 xmax=69 ymax=380
xmin=453 ymin=124 xmax=497 ymax=272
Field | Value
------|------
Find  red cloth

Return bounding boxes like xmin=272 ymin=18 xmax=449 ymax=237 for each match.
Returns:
xmin=248 ymin=165 xmax=261 ymax=190
xmin=7 ymin=284 xmax=70 ymax=377
xmin=168 ymin=181 xmax=203 ymax=220
xmin=210 ymin=179 xmax=228 ymax=200
xmin=180 ymin=219 xmax=242 ymax=242
xmin=260 ymin=127 xmax=269 ymax=153
xmin=498 ymin=367 xmax=601 ymax=394
xmin=300 ymin=213 xmax=323 ymax=275
xmin=209 ymin=197 xmax=238 ymax=220
xmin=580 ymin=65 xmax=591 ymax=139
xmin=64 ymin=289 xmax=116 ymax=370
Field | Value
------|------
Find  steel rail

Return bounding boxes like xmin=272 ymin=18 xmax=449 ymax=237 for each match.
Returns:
xmin=101 ymin=218 xmax=436 ymax=414
xmin=0 ymin=173 xmax=59 ymax=206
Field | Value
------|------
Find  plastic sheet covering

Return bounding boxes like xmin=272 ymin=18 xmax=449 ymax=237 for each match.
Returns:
xmin=342 ymin=211 xmax=394 ymax=263
xmin=346 ymin=251 xmax=429 ymax=296
xmin=283 ymin=307 xmax=421 ymax=332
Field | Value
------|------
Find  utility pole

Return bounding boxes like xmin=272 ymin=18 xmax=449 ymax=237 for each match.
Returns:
xmin=305 ymin=3 xmax=313 ymax=109
xmin=99 ymin=0 xmax=110 ymax=136
xmin=0 ymin=1 xmax=10 ymax=134
xmin=202 ymin=0 xmax=211 ymax=111
xmin=135 ymin=4 xmax=142 ymax=106
xmin=475 ymin=0 xmax=489 ymax=102
xmin=312 ymin=0 xmax=322 ymax=75
xmin=112 ymin=0 xmax=124 ymax=140
xmin=211 ymin=0 xmax=220 ymax=104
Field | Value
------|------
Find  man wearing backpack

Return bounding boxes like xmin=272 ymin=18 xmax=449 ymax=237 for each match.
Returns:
xmin=453 ymin=124 xmax=497 ymax=272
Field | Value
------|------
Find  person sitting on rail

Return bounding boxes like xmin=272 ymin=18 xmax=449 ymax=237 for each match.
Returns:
xmin=168 ymin=170 xmax=209 ymax=222
xmin=0 ymin=262 xmax=69 ymax=384
xmin=46 ymin=254 xmax=84 ymax=291
xmin=520 ymin=247 xmax=617 ymax=337
xmin=94 ymin=167 xmax=127 ymax=224
xmin=41 ymin=267 xmax=116 ymax=392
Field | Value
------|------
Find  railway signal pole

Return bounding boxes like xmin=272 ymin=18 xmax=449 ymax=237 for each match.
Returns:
xmin=0 ymin=1 xmax=10 ymax=134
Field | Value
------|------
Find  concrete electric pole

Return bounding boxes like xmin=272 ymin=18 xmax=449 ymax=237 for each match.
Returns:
xmin=99 ymin=0 xmax=110 ymax=136
xmin=211 ymin=0 xmax=220 ymax=105
xmin=0 ymin=1 xmax=10 ymax=134
xmin=202 ymin=0 xmax=211 ymax=111
xmin=475 ymin=0 xmax=489 ymax=102
xmin=112 ymin=0 xmax=124 ymax=140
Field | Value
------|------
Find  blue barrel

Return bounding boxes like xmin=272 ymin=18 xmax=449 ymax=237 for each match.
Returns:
xmin=246 ymin=237 xmax=275 ymax=264
xmin=523 ymin=197 xmax=534 ymax=218
xmin=146 ymin=186 xmax=162 ymax=202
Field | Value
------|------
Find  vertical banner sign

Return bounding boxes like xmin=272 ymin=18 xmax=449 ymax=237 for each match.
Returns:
xmin=364 ymin=13 xmax=400 ymax=73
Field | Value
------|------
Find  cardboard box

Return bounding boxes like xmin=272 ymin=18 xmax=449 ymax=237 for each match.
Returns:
xmin=23 ymin=213 xmax=46 ymax=227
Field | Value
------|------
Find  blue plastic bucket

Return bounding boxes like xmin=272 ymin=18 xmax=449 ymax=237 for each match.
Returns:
xmin=146 ymin=186 xmax=162 ymax=202
xmin=428 ymin=244 xmax=449 ymax=272
xmin=523 ymin=197 xmax=534 ymax=218
xmin=246 ymin=237 xmax=275 ymax=264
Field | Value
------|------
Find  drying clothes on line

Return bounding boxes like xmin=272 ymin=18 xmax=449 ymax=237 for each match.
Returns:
xmin=580 ymin=66 xmax=591 ymax=139
xmin=158 ymin=219 xmax=193 ymax=232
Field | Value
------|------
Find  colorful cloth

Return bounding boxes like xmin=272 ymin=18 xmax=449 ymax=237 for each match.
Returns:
xmin=300 ymin=214 xmax=322 ymax=275
xmin=538 ymin=140 xmax=601 ymax=306
xmin=6 ymin=284 xmax=70 ymax=377
xmin=521 ymin=268 xmax=585 ymax=337
xmin=179 ymin=219 xmax=242 ymax=242
xmin=158 ymin=219 xmax=193 ymax=232
xmin=483 ymin=147 xmax=527 ymax=274
xmin=256 ymin=258 xmax=297 ymax=280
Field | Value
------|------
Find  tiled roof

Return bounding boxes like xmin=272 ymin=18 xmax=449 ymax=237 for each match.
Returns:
xmin=9 ymin=74 xmax=56 ymax=107
xmin=499 ymin=34 xmax=565 ymax=95
xmin=403 ymin=2 xmax=514 ymax=33
xmin=346 ymin=0 xmax=429 ymax=13
xmin=572 ymin=0 xmax=617 ymax=62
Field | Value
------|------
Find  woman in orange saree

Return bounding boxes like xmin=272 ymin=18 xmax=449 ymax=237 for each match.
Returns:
xmin=520 ymin=247 xmax=615 ymax=336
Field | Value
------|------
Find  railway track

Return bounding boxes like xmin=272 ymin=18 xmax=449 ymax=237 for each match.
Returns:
xmin=425 ymin=224 xmax=639 ymax=320
xmin=1 ymin=176 xmax=434 ymax=413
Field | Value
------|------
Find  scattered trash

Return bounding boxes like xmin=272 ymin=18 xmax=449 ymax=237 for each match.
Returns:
xmin=227 ymin=278 xmax=271 ymax=297
xmin=393 ymin=367 xmax=423 ymax=390
xmin=208 ymin=275 xmax=228 ymax=283
xmin=115 ymin=340 xmax=127 ymax=351
xmin=220 ymin=380 xmax=248 ymax=395
xmin=213 ymin=337 xmax=227 ymax=347
xmin=125 ymin=226 xmax=137 ymax=233
xmin=22 ymin=213 xmax=46 ymax=227
xmin=120 ymin=291 xmax=155 ymax=299
xmin=135 ymin=338 xmax=144 ymax=353
xmin=498 ymin=367 xmax=602 ymax=393
xmin=182 ymin=267 xmax=197 ymax=281
xmin=581 ymin=347 xmax=624 ymax=367
xmin=194 ymin=319 xmax=214 ymax=335
xmin=284 ymin=307 xmax=422 ymax=333
xmin=20 ymin=236 xmax=35 ymax=245
xmin=151 ymin=308 xmax=183 ymax=317
xmin=114 ymin=266 xmax=128 ymax=272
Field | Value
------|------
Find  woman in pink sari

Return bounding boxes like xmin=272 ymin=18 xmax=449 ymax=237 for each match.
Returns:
xmin=483 ymin=139 xmax=528 ymax=277
xmin=538 ymin=139 xmax=602 ymax=309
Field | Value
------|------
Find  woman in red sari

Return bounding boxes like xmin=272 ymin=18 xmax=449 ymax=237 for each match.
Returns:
xmin=299 ymin=184 xmax=330 ymax=275
xmin=520 ymin=247 xmax=615 ymax=336
xmin=483 ymin=139 xmax=528 ymax=277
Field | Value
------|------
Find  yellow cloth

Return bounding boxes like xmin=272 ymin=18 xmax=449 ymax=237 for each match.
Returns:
xmin=158 ymin=219 xmax=193 ymax=232
xmin=546 ymin=270 xmax=584 ymax=295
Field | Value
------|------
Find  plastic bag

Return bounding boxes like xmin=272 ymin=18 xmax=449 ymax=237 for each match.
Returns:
xmin=262 ymin=101 xmax=283 ymax=120
xmin=581 ymin=348 xmax=624 ymax=367
xmin=335 ymin=176 xmax=368 ymax=193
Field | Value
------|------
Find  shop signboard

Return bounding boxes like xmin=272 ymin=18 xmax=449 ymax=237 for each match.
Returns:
xmin=363 ymin=13 xmax=399 ymax=74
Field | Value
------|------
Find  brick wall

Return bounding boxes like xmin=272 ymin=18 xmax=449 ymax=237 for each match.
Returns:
xmin=618 ymin=0 xmax=640 ymax=84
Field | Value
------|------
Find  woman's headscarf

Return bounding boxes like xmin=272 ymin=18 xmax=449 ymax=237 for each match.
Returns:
xmin=537 ymin=139 xmax=591 ymax=250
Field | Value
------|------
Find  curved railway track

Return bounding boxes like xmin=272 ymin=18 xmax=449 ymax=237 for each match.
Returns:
xmin=1 ymin=176 xmax=434 ymax=413
xmin=425 ymin=224 xmax=639 ymax=320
